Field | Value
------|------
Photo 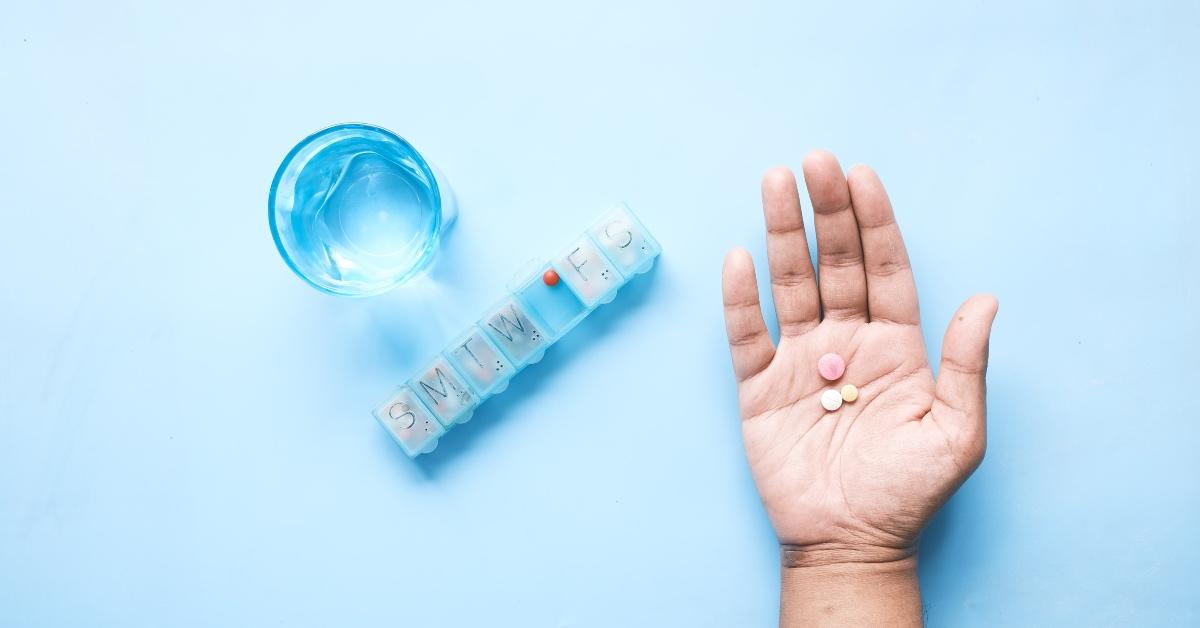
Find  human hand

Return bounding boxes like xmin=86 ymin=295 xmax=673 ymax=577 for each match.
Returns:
xmin=721 ymin=151 xmax=999 ymax=568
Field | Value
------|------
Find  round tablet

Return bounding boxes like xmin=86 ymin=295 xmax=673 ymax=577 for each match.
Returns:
xmin=817 ymin=353 xmax=846 ymax=381
xmin=840 ymin=384 xmax=859 ymax=403
xmin=820 ymin=388 xmax=844 ymax=411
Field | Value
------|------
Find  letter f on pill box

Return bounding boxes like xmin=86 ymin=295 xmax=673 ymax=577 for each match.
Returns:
xmin=552 ymin=236 xmax=622 ymax=307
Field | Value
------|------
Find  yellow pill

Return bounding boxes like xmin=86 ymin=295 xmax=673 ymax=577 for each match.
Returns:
xmin=840 ymin=384 xmax=859 ymax=403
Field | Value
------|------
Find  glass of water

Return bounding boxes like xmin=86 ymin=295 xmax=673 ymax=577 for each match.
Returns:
xmin=269 ymin=123 xmax=451 ymax=297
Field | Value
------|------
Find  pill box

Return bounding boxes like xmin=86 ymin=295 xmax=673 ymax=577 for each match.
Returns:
xmin=373 ymin=203 xmax=661 ymax=457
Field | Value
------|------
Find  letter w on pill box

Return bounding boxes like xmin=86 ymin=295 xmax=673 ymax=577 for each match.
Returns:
xmin=373 ymin=203 xmax=661 ymax=457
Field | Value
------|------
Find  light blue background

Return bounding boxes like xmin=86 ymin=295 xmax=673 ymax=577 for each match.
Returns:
xmin=2 ymin=1 xmax=1197 ymax=626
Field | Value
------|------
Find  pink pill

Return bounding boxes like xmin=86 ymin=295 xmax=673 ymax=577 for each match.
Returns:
xmin=817 ymin=353 xmax=846 ymax=381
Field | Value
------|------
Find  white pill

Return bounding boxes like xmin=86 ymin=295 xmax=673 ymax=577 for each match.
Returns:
xmin=820 ymin=388 xmax=844 ymax=411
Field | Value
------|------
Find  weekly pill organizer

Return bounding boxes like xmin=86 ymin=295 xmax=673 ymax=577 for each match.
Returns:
xmin=373 ymin=204 xmax=661 ymax=457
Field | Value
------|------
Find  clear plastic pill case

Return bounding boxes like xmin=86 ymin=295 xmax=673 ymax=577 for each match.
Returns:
xmin=373 ymin=203 xmax=661 ymax=457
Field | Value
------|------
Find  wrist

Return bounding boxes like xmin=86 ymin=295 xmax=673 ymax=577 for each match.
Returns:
xmin=779 ymin=544 xmax=921 ymax=628
xmin=780 ymin=541 xmax=915 ymax=570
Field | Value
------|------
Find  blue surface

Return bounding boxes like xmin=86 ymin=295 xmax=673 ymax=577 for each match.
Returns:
xmin=1 ymin=1 xmax=1197 ymax=626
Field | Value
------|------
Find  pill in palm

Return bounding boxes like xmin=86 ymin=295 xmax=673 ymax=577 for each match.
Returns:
xmin=817 ymin=353 xmax=846 ymax=381
xmin=820 ymin=388 xmax=844 ymax=411
xmin=840 ymin=384 xmax=859 ymax=403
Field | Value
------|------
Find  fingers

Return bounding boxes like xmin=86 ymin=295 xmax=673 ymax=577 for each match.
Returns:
xmin=933 ymin=294 xmax=1000 ymax=450
xmin=722 ymin=248 xmax=776 ymax=382
xmin=762 ymin=167 xmax=820 ymax=337
xmin=802 ymin=151 xmax=868 ymax=322
xmin=846 ymin=165 xmax=920 ymax=326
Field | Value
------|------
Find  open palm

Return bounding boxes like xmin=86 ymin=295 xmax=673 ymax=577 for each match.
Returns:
xmin=722 ymin=151 xmax=998 ymax=563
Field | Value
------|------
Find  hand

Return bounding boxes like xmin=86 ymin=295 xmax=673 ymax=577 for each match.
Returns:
xmin=721 ymin=151 xmax=999 ymax=566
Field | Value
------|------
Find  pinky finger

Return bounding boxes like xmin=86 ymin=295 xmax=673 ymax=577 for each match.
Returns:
xmin=722 ymin=248 xmax=776 ymax=382
xmin=720 ymin=248 xmax=777 ymax=381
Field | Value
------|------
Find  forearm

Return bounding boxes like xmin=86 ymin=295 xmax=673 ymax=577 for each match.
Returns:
xmin=779 ymin=546 xmax=922 ymax=627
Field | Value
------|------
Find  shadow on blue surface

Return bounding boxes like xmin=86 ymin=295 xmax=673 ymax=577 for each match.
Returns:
xmin=362 ymin=215 xmax=474 ymax=371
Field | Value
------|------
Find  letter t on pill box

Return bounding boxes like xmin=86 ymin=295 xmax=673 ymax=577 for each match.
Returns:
xmin=445 ymin=328 xmax=515 ymax=396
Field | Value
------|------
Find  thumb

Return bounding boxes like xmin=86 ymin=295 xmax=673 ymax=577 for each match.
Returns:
xmin=933 ymin=294 xmax=1000 ymax=447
